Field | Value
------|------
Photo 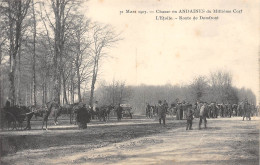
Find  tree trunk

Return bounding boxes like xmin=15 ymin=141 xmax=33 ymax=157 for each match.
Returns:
xmin=70 ymin=73 xmax=74 ymax=104
xmin=44 ymin=80 xmax=47 ymax=104
xmin=32 ymin=0 xmax=37 ymax=106
xmin=16 ymin=37 xmax=22 ymax=105
xmin=89 ymin=59 xmax=98 ymax=109
xmin=62 ymin=71 xmax=68 ymax=104
xmin=8 ymin=0 xmax=28 ymax=106
xmin=42 ymin=83 xmax=45 ymax=105
xmin=76 ymin=56 xmax=81 ymax=102
xmin=53 ymin=0 xmax=61 ymax=104
xmin=0 ymin=43 xmax=2 ymax=108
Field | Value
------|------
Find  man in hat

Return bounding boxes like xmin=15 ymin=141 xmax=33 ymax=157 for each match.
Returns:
xmin=116 ymin=104 xmax=123 ymax=121
xmin=199 ymin=102 xmax=207 ymax=129
xmin=5 ymin=97 xmax=11 ymax=108
xmin=243 ymin=100 xmax=251 ymax=121
xmin=186 ymin=104 xmax=194 ymax=130
xmin=158 ymin=100 xmax=166 ymax=125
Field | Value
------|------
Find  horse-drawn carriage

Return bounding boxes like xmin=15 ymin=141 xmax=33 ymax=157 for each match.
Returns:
xmin=0 ymin=101 xmax=62 ymax=131
xmin=0 ymin=106 xmax=30 ymax=130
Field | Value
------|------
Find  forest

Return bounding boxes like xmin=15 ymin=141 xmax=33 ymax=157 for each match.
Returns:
xmin=95 ymin=70 xmax=256 ymax=114
xmin=0 ymin=0 xmax=120 ymax=108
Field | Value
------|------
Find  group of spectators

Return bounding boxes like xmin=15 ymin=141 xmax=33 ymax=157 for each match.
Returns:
xmin=146 ymin=99 xmax=258 ymax=130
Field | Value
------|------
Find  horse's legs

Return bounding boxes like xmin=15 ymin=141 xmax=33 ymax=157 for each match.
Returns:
xmin=54 ymin=116 xmax=57 ymax=125
xmin=42 ymin=116 xmax=48 ymax=130
xmin=70 ymin=112 xmax=72 ymax=124
xmin=42 ymin=119 xmax=45 ymax=130
xmin=45 ymin=119 xmax=48 ymax=130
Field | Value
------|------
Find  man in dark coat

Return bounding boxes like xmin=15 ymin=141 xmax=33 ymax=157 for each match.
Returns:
xmin=158 ymin=100 xmax=166 ymax=125
xmin=242 ymin=100 xmax=251 ymax=121
xmin=116 ymin=104 xmax=123 ymax=121
xmin=186 ymin=104 xmax=194 ymax=130
xmin=146 ymin=103 xmax=151 ymax=118
xmin=176 ymin=102 xmax=182 ymax=120
xmin=163 ymin=100 xmax=169 ymax=113
xmin=76 ymin=104 xmax=91 ymax=129
xmin=5 ymin=98 xmax=11 ymax=108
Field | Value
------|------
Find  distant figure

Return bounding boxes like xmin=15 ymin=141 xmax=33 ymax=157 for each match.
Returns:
xmin=146 ymin=103 xmax=151 ymax=118
xmin=116 ymin=104 xmax=123 ymax=121
xmin=163 ymin=100 xmax=169 ymax=113
xmin=242 ymin=100 xmax=251 ymax=121
xmin=5 ymin=98 xmax=11 ymax=108
xmin=76 ymin=104 xmax=91 ymax=129
xmin=186 ymin=104 xmax=194 ymax=130
xmin=158 ymin=100 xmax=166 ymax=125
xmin=24 ymin=111 xmax=34 ymax=130
xmin=199 ymin=102 xmax=207 ymax=129
xmin=227 ymin=102 xmax=232 ymax=118
xmin=176 ymin=102 xmax=182 ymax=120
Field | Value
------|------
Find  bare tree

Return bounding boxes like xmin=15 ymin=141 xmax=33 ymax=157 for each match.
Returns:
xmin=68 ymin=14 xmax=91 ymax=103
xmin=0 ymin=6 xmax=7 ymax=107
xmin=89 ymin=23 xmax=120 ymax=109
xmin=31 ymin=0 xmax=37 ymax=105
xmin=40 ymin=0 xmax=81 ymax=104
xmin=190 ymin=76 xmax=208 ymax=102
xmin=96 ymin=80 xmax=132 ymax=106
xmin=209 ymin=70 xmax=235 ymax=103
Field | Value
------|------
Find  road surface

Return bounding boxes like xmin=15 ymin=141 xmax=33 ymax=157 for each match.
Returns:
xmin=1 ymin=116 xmax=259 ymax=165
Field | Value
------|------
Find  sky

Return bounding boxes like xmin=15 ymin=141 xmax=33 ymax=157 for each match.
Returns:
xmin=84 ymin=0 xmax=259 ymax=102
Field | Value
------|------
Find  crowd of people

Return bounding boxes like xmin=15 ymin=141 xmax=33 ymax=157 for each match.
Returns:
xmin=146 ymin=99 xmax=258 ymax=130
xmin=2 ymin=95 xmax=258 ymax=131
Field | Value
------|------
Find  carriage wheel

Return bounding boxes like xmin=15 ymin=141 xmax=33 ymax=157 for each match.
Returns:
xmin=5 ymin=112 xmax=18 ymax=130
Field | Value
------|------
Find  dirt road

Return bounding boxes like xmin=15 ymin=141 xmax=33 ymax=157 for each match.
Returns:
xmin=1 ymin=117 xmax=259 ymax=165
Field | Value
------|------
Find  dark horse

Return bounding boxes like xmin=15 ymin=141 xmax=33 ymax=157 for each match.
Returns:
xmin=61 ymin=104 xmax=75 ymax=124
xmin=98 ymin=105 xmax=114 ymax=122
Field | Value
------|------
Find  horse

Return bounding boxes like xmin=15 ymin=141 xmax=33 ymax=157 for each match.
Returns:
xmin=61 ymin=104 xmax=75 ymax=124
xmin=65 ymin=102 xmax=87 ymax=125
xmin=42 ymin=101 xmax=61 ymax=130
xmin=97 ymin=105 xmax=114 ymax=122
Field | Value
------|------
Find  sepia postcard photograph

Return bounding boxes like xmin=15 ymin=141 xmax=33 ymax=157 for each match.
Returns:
xmin=0 ymin=0 xmax=259 ymax=164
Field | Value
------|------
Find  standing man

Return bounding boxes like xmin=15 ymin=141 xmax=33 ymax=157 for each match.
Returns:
xmin=158 ymin=100 xmax=166 ymax=125
xmin=199 ymin=102 xmax=207 ymax=130
xmin=243 ymin=100 xmax=251 ymax=121
xmin=116 ymin=104 xmax=123 ymax=121
xmin=92 ymin=101 xmax=98 ymax=119
xmin=24 ymin=111 xmax=34 ymax=130
xmin=220 ymin=104 xmax=224 ymax=117
xmin=186 ymin=104 xmax=194 ymax=130
xmin=176 ymin=102 xmax=182 ymax=120
xmin=163 ymin=100 xmax=169 ymax=113
xmin=227 ymin=102 xmax=232 ymax=118
xmin=146 ymin=103 xmax=151 ymax=118
xmin=5 ymin=97 xmax=11 ymax=108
